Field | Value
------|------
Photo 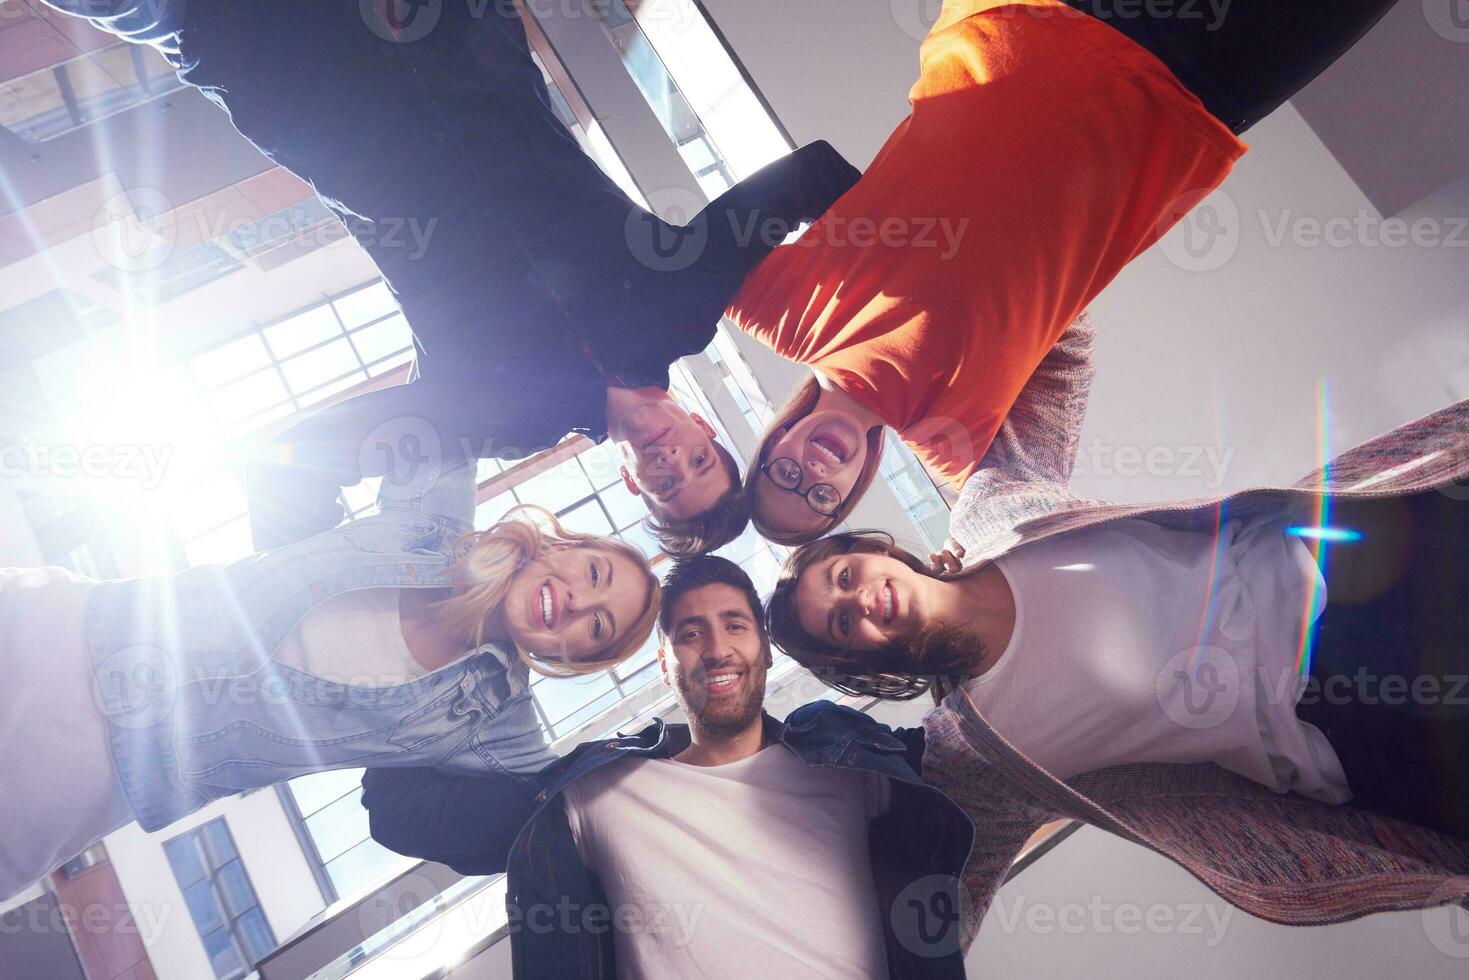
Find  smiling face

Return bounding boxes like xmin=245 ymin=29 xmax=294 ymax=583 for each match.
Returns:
xmin=610 ymin=390 xmax=733 ymax=521
xmin=755 ymin=408 xmax=869 ymax=536
xmin=659 ymin=582 xmax=770 ymax=734
xmin=792 ymin=550 xmax=934 ymax=653
xmin=500 ymin=543 xmax=652 ymax=663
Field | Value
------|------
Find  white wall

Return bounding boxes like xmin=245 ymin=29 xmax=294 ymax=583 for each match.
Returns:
xmin=104 ymin=791 xmax=324 ymax=980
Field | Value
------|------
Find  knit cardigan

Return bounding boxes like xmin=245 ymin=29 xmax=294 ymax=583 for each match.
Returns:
xmin=923 ymin=312 xmax=1469 ymax=946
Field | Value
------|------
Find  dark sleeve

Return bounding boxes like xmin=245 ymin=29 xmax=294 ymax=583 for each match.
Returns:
xmin=694 ymin=140 xmax=862 ymax=276
xmin=245 ymin=368 xmax=607 ymax=551
xmin=894 ymin=725 xmax=928 ymax=777
xmin=360 ymin=767 xmax=542 ymax=878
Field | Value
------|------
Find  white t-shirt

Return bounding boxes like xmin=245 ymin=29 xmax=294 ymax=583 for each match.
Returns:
xmin=273 ymin=588 xmax=429 ymax=687
xmin=561 ymin=744 xmax=892 ymax=980
xmin=963 ymin=517 xmax=1351 ymax=804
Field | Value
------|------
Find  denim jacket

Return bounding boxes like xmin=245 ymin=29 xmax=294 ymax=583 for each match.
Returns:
xmin=362 ymin=702 xmax=975 ymax=979
xmin=87 ymin=440 xmax=555 ymax=832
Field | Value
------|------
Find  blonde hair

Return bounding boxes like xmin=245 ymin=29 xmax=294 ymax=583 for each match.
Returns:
xmin=436 ymin=505 xmax=660 ymax=678
xmin=744 ymin=374 xmax=887 ymax=545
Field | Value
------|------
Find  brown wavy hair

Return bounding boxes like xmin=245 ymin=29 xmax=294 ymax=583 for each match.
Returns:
xmin=744 ymin=374 xmax=887 ymax=546
xmin=436 ymin=505 xmax=660 ymax=679
xmin=764 ymin=531 xmax=983 ymax=705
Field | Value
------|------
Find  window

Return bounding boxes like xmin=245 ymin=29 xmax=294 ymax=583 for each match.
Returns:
xmin=0 ymin=42 xmax=185 ymax=144
xmin=280 ymin=769 xmax=415 ymax=903
xmin=163 ymin=820 xmax=277 ymax=980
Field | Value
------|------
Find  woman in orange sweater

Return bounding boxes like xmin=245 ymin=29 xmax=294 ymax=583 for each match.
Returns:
xmin=724 ymin=0 xmax=1401 ymax=544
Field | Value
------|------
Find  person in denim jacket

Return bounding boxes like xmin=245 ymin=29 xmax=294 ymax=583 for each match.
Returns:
xmin=0 ymin=417 xmax=659 ymax=901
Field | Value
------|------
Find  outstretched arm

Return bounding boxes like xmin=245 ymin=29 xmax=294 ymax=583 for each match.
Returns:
xmin=694 ymin=140 xmax=862 ymax=277
xmin=360 ymin=767 xmax=542 ymax=878
xmin=245 ymin=367 xmax=605 ymax=551
xmin=977 ymin=311 xmax=1097 ymax=486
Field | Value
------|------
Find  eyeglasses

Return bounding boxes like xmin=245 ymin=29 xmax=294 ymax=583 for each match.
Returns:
xmin=760 ymin=457 xmax=842 ymax=516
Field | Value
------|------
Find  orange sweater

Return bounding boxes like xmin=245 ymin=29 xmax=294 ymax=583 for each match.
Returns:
xmin=726 ymin=0 xmax=1246 ymax=489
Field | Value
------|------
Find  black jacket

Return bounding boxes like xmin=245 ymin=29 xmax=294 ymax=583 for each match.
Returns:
xmin=361 ymin=702 xmax=974 ymax=979
xmin=173 ymin=0 xmax=860 ymax=548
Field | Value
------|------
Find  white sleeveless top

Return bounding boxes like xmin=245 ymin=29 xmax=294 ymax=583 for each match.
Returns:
xmin=273 ymin=588 xmax=429 ymax=687
xmin=962 ymin=517 xmax=1352 ymax=804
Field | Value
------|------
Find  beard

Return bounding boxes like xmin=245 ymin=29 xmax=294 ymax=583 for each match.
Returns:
xmin=672 ymin=660 xmax=767 ymax=738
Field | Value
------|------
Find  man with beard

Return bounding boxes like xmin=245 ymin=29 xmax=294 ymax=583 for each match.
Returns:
xmin=361 ymin=556 xmax=974 ymax=978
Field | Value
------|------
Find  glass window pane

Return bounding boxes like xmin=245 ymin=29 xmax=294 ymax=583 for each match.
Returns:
xmin=264 ymin=305 xmax=344 ymax=359
xmin=555 ymin=687 xmax=625 ymax=737
xmin=333 ymin=282 xmax=398 ymax=329
xmin=348 ymin=314 xmax=412 ymax=365
xmin=366 ymin=347 xmax=415 ymax=377
xmin=280 ymin=338 xmax=361 ymax=392
xmin=201 ymin=927 xmax=247 ymax=980
xmin=341 ymin=476 xmax=383 ymax=516
xmin=289 ymin=768 xmax=366 ymax=817
xmin=476 ymin=490 xmax=517 ymax=530
xmin=215 ymin=861 xmax=254 ymax=918
xmin=303 ymin=787 xmax=371 ymax=863
xmin=476 ymin=458 xmax=505 ymax=483
xmin=601 ymin=484 xmax=648 ymax=530
xmin=208 ymin=369 xmax=289 ymax=424
xmin=183 ymin=517 xmax=254 ymax=567
xmin=611 ymin=634 xmax=660 ymax=682
xmin=295 ymin=371 xmax=368 ymax=409
xmin=617 ymin=520 xmax=661 ymax=560
xmin=165 ymin=836 xmax=207 ymax=887
xmin=577 ymin=441 xmax=623 ymax=491
xmin=171 ymin=474 xmax=247 ymax=541
xmin=515 ymin=458 xmax=595 ymax=514
xmin=532 ymin=670 xmax=617 ymax=727
xmin=325 ymin=837 xmax=415 ymax=902
xmin=192 ymin=334 xmax=271 ymax=388
xmin=617 ymin=656 xmax=662 ymax=693
xmin=559 ymin=498 xmax=613 ymax=537
xmin=183 ymin=880 xmax=227 ymax=935
xmin=235 ymin=907 xmax=276 ymax=964
xmin=200 ymin=821 xmax=238 ymax=865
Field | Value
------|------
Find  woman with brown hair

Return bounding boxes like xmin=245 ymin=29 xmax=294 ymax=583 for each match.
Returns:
xmin=728 ymin=0 xmax=1402 ymax=544
xmin=762 ymin=312 xmax=1469 ymax=943
xmin=0 ymin=428 xmax=660 ymax=901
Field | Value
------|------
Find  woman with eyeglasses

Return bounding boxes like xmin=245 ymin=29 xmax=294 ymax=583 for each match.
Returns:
xmin=726 ymin=0 xmax=1401 ymax=544
xmin=0 ymin=420 xmax=660 ymax=901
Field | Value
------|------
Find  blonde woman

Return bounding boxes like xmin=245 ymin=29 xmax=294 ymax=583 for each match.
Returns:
xmin=0 ymin=422 xmax=659 ymax=900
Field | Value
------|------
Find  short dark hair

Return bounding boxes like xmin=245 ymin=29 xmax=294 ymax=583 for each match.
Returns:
xmin=657 ymin=555 xmax=764 ymax=643
xmin=646 ymin=442 xmax=750 ymax=557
